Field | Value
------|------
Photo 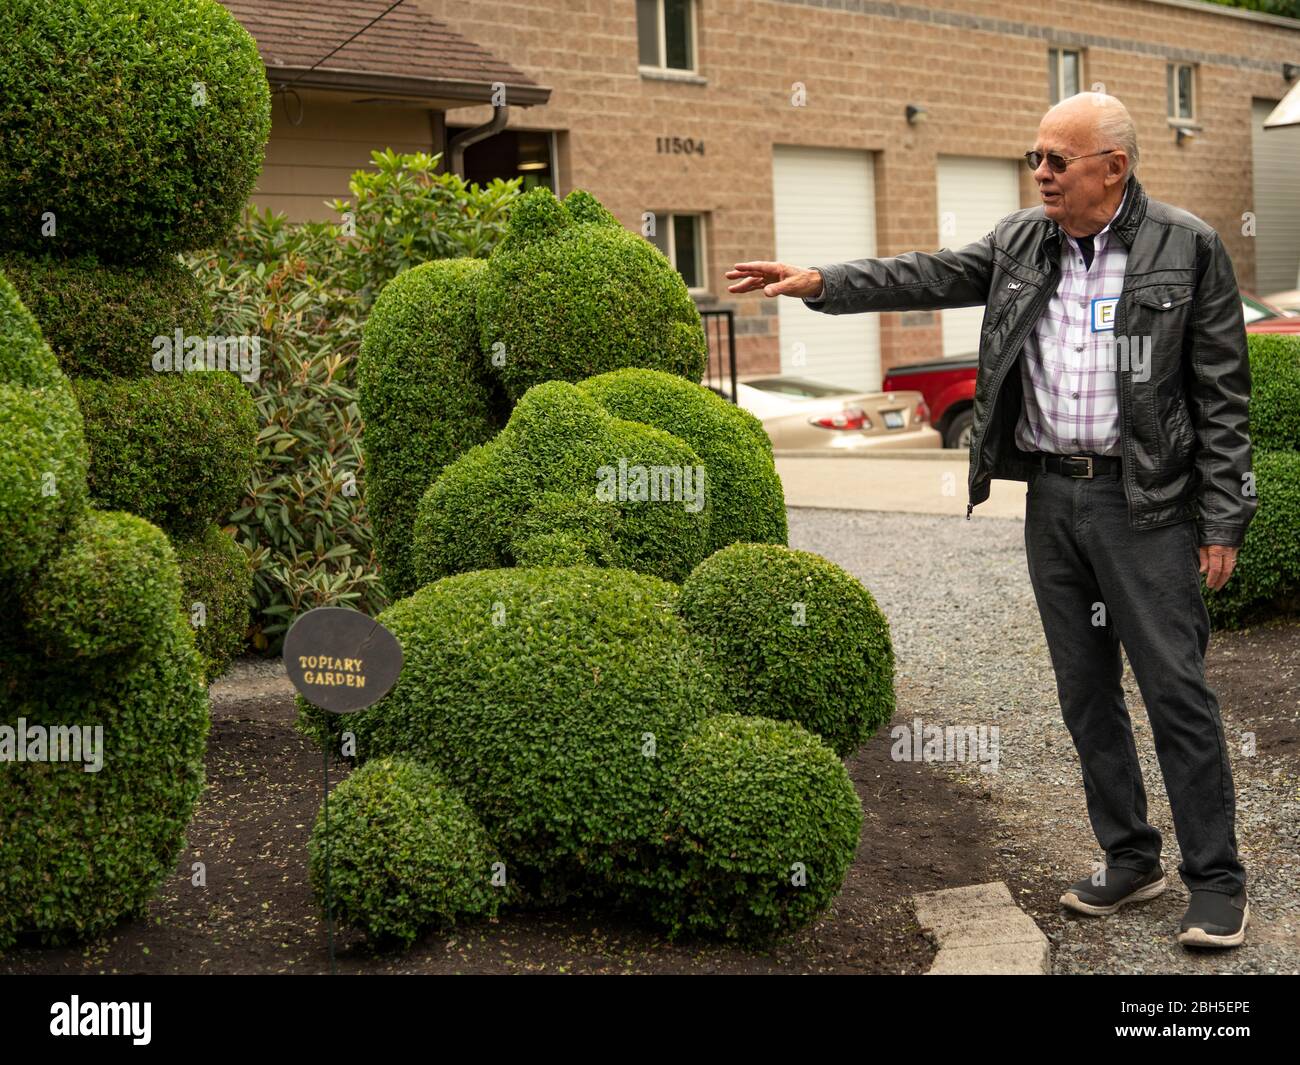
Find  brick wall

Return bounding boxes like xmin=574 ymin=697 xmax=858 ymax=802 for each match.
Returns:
xmin=414 ymin=0 xmax=1300 ymax=378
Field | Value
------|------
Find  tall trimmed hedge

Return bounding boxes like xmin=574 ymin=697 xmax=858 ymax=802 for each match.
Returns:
xmin=0 ymin=273 xmax=209 ymax=949
xmin=358 ymin=259 xmax=501 ymax=599
xmin=0 ymin=0 xmax=271 ymax=261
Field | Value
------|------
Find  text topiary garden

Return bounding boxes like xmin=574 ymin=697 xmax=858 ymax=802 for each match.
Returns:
xmin=306 ymin=187 xmax=897 ymax=946
xmin=0 ymin=0 xmax=270 ymax=679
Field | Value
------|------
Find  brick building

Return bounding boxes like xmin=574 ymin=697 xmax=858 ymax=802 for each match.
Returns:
xmin=227 ymin=0 xmax=1300 ymax=390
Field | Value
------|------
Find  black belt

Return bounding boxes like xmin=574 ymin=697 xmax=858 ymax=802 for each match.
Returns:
xmin=1032 ymin=451 xmax=1122 ymax=478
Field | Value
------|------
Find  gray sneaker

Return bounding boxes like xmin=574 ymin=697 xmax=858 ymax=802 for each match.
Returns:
xmin=1177 ymin=889 xmax=1249 ymax=949
xmin=1060 ymin=864 xmax=1167 ymax=916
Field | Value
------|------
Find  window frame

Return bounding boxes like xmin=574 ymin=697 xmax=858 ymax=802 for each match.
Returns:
xmin=647 ymin=210 xmax=707 ymax=295
xmin=636 ymin=0 xmax=699 ymax=76
xmin=1167 ymin=61 xmax=1196 ymax=121
xmin=1047 ymin=46 xmax=1082 ymax=104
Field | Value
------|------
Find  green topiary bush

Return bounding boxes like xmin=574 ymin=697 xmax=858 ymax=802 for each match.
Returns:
xmin=0 ymin=0 xmax=271 ymax=261
xmin=411 ymin=380 xmax=713 ymax=587
xmin=308 ymin=758 xmax=506 ymax=948
xmin=300 ymin=565 xmax=722 ymax=905
xmin=0 ymin=252 xmax=212 ymax=378
xmin=1246 ymin=333 xmax=1300 ymax=452
xmin=1205 ymin=449 xmax=1300 ymax=628
xmin=21 ymin=510 xmax=180 ymax=666
xmin=0 ymin=274 xmax=209 ymax=950
xmin=476 ymin=188 xmax=707 ymax=401
xmin=678 ymin=543 xmax=896 ymax=756
xmin=358 ymin=258 xmax=501 ymax=599
xmin=0 ymin=276 xmax=88 ymax=582
xmin=174 ymin=523 xmax=253 ymax=682
xmin=73 ymin=374 xmax=257 ymax=540
xmin=623 ymin=714 xmax=863 ymax=942
xmin=0 ymin=619 xmax=209 ymax=948
xmin=576 ymin=368 xmax=788 ymax=554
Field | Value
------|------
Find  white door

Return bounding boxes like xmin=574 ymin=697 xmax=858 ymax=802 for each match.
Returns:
xmin=1251 ymin=98 xmax=1300 ymax=296
xmin=772 ymin=145 xmax=880 ymax=390
xmin=936 ymin=156 xmax=1021 ymax=358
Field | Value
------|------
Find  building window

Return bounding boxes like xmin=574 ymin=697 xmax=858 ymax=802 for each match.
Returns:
xmin=1167 ymin=62 xmax=1195 ymax=120
xmin=648 ymin=212 xmax=704 ymax=291
xmin=637 ymin=0 xmax=696 ymax=73
xmin=1048 ymin=48 xmax=1081 ymax=104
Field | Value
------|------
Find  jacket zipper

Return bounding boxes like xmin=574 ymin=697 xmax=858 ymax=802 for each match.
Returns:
xmin=967 ymin=264 xmax=1061 ymax=520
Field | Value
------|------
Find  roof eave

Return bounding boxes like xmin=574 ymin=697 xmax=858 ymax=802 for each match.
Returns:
xmin=262 ymin=65 xmax=552 ymax=106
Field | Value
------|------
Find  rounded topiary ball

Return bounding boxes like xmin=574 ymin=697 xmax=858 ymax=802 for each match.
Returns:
xmin=411 ymin=381 xmax=712 ymax=587
xmin=308 ymin=758 xmax=505 ymax=948
xmin=0 ymin=0 xmax=271 ymax=260
xmin=630 ymin=714 xmax=863 ymax=942
xmin=72 ymin=373 xmax=257 ymax=539
xmin=174 ymin=523 xmax=252 ymax=682
xmin=678 ymin=543 xmax=896 ymax=756
xmin=21 ymin=509 xmax=180 ymax=666
xmin=476 ymin=188 xmax=707 ymax=401
xmin=0 ymin=252 xmax=213 ymax=378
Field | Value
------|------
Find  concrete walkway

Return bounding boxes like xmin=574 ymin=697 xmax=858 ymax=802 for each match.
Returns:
xmin=774 ymin=449 xmax=1027 ymax=520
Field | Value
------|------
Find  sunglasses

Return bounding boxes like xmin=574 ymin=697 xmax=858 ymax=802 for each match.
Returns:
xmin=1023 ymin=148 xmax=1118 ymax=173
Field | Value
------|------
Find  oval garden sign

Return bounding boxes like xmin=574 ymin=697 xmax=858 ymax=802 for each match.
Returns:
xmin=282 ymin=607 xmax=402 ymax=713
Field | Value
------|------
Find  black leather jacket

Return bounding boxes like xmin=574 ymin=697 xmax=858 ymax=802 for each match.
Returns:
xmin=803 ymin=172 xmax=1257 ymax=548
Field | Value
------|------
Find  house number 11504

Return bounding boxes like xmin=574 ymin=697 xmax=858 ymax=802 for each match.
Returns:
xmin=656 ymin=137 xmax=705 ymax=155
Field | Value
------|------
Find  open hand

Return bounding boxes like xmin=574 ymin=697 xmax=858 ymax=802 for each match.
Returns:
xmin=1199 ymin=544 xmax=1238 ymax=592
xmin=726 ymin=261 xmax=823 ymax=298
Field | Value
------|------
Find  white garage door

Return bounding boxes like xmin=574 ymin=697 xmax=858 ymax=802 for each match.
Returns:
xmin=772 ymin=145 xmax=879 ymax=390
xmin=937 ymin=156 xmax=1021 ymax=358
xmin=1251 ymin=98 xmax=1300 ymax=297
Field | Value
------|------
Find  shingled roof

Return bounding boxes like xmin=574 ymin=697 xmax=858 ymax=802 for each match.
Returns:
xmin=220 ymin=0 xmax=550 ymax=105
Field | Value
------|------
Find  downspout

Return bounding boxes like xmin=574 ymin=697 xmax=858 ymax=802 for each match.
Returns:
xmin=448 ymin=103 xmax=509 ymax=177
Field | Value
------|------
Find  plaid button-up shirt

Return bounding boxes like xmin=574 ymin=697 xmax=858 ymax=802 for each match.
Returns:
xmin=1014 ymin=189 xmax=1128 ymax=456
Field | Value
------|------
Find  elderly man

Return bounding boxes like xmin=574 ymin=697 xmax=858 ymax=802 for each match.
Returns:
xmin=727 ymin=92 xmax=1256 ymax=949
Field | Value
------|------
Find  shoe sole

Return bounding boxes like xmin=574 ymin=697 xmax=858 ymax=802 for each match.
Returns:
xmin=1177 ymin=902 xmax=1250 ymax=949
xmin=1060 ymin=874 xmax=1167 ymax=916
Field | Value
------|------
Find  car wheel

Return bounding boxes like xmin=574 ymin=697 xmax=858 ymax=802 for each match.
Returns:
xmin=945 ymin=409 xmax=973 ymax=450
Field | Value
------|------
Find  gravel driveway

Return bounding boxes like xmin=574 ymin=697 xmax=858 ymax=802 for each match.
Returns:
xmin=788 ymin=505 xmax=1300 ymax=975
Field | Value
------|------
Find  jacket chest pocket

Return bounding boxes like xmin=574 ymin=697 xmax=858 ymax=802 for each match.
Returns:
xmin=1128 ymin=283 xmax=1194 ymax=336
xmin=983 ymin=278 xmax=1036 ymax=337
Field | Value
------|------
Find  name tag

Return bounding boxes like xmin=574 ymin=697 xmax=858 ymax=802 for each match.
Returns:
xmin=1091 ymin=296 xmax=1118 ymax=332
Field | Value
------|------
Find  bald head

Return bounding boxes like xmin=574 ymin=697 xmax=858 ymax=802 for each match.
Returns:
xmin=1031 ymin=92 xmax=1136 ymax=237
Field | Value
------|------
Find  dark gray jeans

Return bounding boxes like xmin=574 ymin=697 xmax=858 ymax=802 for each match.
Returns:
xmin=1022 ymin=456 xmax=1246 ymax=896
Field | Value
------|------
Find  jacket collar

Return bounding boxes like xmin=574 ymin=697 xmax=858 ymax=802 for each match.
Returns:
xmin=1044 ymin=172 xmax=1145 ymax=254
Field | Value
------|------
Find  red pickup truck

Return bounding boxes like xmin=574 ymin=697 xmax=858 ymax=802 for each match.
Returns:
xmin=883 ymin=292 xmax=1298 ymax=450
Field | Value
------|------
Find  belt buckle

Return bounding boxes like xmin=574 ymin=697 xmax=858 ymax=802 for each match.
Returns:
xmin=1067 ymin=454 xmax=1094 ymax=478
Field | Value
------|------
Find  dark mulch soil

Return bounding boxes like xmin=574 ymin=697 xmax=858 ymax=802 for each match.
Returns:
xmin=0 ymin=688 xmax=1003 ymax=974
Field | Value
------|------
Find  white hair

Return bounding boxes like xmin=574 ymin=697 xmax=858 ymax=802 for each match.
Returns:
xmin=1055 ymin=91 xmax=1139 ymax=179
